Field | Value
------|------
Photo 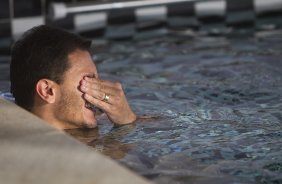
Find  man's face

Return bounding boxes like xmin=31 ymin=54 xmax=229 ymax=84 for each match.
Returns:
xmin=53 ymin=49 xmax=99 ymax=129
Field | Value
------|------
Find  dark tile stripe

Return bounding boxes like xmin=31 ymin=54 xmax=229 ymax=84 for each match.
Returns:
xmin=14 ymin=0 xmax=42 ymax=18
xmin=226 ymin=0 xmax=254 ymax=12
xmin=227 ymin=20 xmax=255 ymax=28
xmin=46 ymin=15 xmax=74 ymax=30
xmin=256 ymin=9 xmax=282 ymax=18
xmin=136 ymin=21 xmax=167 ymax=31
xmin=0 ymin=21 xmax=11 ymax=55
xmin=107 ymin=9 xmax=135 ymax=25
xmin=167 ymin=1 xmax=195 ymax=17
xmin=79 ymin=28 xmax=106 ymax=39
xmin=0 ymin=0 xmax=10 ymax=19
xmin=198 ymin=16 xmax=225 ymax=24
xmin=0 ymin=21 xmax=11 ymax=37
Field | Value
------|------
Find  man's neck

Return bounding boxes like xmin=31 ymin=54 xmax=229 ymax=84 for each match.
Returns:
xmin=30 ymin=104 xmax=66 ymax=130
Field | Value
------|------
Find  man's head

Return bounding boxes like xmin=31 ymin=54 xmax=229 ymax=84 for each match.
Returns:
xmin=10 ymin=25 xmax=99 ymax=129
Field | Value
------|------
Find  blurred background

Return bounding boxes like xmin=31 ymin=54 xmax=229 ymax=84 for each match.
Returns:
xmin=1 ymin=0 xmax=282 ymax=54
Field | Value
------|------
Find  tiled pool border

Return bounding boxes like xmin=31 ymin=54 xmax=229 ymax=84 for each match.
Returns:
xmin=0 ymin=97 xmax=152 ymax=184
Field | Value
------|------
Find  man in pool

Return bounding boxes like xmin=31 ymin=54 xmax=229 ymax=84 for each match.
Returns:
xmin=10 ymin=25 xmax=137 ymax=129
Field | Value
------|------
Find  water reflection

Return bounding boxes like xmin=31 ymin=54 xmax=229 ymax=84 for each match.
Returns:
xmin=65 ymin=124 xmax=136 ymax=160
xmin=2 ymin=30 xmax=282 ymax=183
xmin=90 ymin=31 xmax=282 ymax=184
xmin=65 ymin=115 xmax=161 ymax=160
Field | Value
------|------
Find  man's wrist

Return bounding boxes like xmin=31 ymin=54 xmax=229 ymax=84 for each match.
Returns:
xmin=114 ymin=113 xmax=137 ymax=126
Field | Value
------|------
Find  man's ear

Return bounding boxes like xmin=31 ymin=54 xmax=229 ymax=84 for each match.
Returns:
xmin=35 ymin=79 xmax=57 ymax=104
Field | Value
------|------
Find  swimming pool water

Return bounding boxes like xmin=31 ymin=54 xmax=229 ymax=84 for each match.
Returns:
xmin=2 ymin=30 xmax=282 ymax=184
xmin=65 ymin=30 xmax=282 ymax=184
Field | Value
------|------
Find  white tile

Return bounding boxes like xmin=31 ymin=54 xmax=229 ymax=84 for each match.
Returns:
xmin=255 ymin=0 xmax=282 ymax=14
xmin=135 ymin=6 xmax=167 ymax=22
xmin=195 ymin=0 xmax=226 ymax=17
xmin=74 ymin=12 xmax=107 ymax=32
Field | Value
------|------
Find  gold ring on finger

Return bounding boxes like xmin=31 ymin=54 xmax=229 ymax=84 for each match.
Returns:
xmin=102 ymin=93 xmax=110 ymax=103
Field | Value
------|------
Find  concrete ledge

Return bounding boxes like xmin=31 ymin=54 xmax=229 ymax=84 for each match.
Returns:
xmin=0 ymin=97 xmax=152 ymax=184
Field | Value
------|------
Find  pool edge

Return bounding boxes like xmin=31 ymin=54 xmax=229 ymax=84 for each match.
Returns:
xmin=0 ymin=97 xmax=153 ymax=184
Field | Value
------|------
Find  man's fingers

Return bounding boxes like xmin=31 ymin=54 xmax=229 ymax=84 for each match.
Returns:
xmin=84 ymin=77 xmax=121 ymax=90
xmin=80 ymin=85 xmax=101 ymax=99
xmin=80 ymin=83 xmax=115 ymax=104
xmin=82 ymin=77 xmax=137 ymax=125
xmin=83 ymin=93 xmax=111 ymax=112
xmin=84 ymin=77 xmax=111 ymax=85
xmin=82 ymin=81 xmax=117 ymax=96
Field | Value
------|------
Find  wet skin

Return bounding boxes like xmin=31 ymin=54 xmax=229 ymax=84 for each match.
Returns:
xmin=53 ymin=49 xmax=136 ymax=129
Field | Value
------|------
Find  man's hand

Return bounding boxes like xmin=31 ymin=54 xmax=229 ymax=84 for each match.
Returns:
xmin=80 ymin=77 xmax=136 ymax=125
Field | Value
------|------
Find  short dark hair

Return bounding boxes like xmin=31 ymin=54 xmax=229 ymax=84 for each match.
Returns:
xmin=10 ymin=25 xmax=91 ymax=110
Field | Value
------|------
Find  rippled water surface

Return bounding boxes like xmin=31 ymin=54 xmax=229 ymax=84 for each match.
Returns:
xmin=2 ymin=30 xmax=282 ymax=184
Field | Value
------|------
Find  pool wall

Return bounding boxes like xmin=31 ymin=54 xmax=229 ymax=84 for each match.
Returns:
xmin=0 ymin=97 xmax=152 ymax=184
xmin=48 ymin=0 xmax=282 ymax=39
xmin=0 ymin=0 xmax=281 ymax=47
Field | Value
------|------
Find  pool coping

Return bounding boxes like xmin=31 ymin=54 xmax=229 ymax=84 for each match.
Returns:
xmin=0 ymin=97 xmax=153 ymax=184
